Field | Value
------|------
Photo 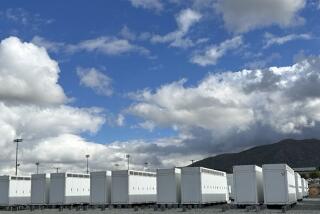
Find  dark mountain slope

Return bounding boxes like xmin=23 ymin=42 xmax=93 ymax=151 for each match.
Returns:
xmin=190 ymin=139 xmax=320 ymax=173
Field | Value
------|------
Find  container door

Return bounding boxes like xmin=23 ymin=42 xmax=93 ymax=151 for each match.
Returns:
xmin=235 ymin=172 xmax=255 ymax=203
xmin=0 ymin=179 xmax=9 ymax=205
xmin=264 ymin=170 xmax=286 ymax=203
xmin=31 ymin=177 xmax=44 ymax=204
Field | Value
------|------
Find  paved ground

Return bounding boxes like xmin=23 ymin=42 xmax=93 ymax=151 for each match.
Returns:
xmin=1 ymin=198 xmax=320 ymax=213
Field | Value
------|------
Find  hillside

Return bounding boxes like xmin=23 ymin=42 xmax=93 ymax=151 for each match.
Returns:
xmin=190 ymin=139 xmax=320 ymax=173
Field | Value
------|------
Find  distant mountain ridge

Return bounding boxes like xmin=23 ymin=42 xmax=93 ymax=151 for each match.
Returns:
xmin=190 ymin=139 xmax=320 ymax=173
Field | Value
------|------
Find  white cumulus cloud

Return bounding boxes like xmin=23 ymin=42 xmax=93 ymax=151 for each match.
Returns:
xmin=191 ymin=36 xmax=243 ymax=66
xmin=67 ymin=36 xmax=150 ymax=56
xmin=215 ymin=0 xmax=306 ymax=33
xmin=0 ymin=37 xmax=67 ymax=105
xmin=151 ymin=9 xmax=202 ymax=48
xmin=263 ymin=32 xmax=312 ymax=48
xmin=76 ymin=67 xmax=113 ymax=97
xmin=128 ymin=56 xmax=320 ymax=156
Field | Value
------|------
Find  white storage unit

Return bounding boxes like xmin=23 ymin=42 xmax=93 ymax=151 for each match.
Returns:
xmin=0 ymin=175 xmax=31 ymax=206
xmin=262 ymin=164 xmax=297 ymax=205
xmin=233 ymin=165 xmax=264 ymax=205
xmin=90 ymin=171 xmax=112 ymax=205
xmin=301 ymin=179 xmax=308 ymax=198
xmin=226 ymin=174 xmax=234 ymax=200
xmin=157 ymin=168 xmax=181 ymax=204
xmin=49 ymin=172 xmax=90 ymax=205
xmin=294 ymin=172 xmax=303 ymax=201
xmin=181 ymin=167 xmax=228 ymax=204
xmin=31 ymin=174 xmax=50 ymax=205
xmin=111 ymin=170 xmax=157 ymax=204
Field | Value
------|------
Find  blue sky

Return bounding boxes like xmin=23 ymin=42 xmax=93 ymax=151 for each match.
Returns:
xmin=0 ymin=0 xmax=320 ymax=173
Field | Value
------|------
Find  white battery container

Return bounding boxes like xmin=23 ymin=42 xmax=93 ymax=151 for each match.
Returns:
xmin=111 ymin=170 xmax=156 ymax=204
xmin=31 ymin=174 xmax=50 ymax=205
xmin=49 ymin=172 xmax=90 ymax=205
xmin=0 ymin=175 xmax=31 ymax=206
xmin=90 ymin=171 xmax=112 ymax=205
xmin=156 ymin=168 xmax=181 ymax=204
xmin=262 ymin=164 xmax=297 ymax=205
xmin=233 ymin=165 xmax=264 ymax=205
xmin=181 ymin=167 xmax=228 ymax=204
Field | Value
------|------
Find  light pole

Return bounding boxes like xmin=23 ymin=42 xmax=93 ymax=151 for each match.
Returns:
xmin=85 ymin=154 xmax=90 ymax=174
xmin=35 ymin=162 xmax=40 ymax=174
xmin=55 ymin=167 xmax=60 ymax=173
xmin=144 ymin=162 xmax=149 ymax=171
xmin=13 ymin=138 xmax=23 ymax=176
xmin=191 ymin=160 xmax=195 ymax=164
xmin=114 ymin=163 xmax=120 ymax=169
xmin=126 ymin=154 xmax=130 ymax=170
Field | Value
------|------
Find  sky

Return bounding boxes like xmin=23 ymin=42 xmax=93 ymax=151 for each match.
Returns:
xmin=0 ymin=0 xmax=320 ymax=175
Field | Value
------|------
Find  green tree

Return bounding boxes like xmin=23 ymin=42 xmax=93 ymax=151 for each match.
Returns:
xmin=309 ymin=171 xmax=320 ymax=179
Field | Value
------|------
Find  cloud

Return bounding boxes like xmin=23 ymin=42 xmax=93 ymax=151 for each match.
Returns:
xmin=151 ymin=9 xmax=202 ymax=48
xmin=0 ymin=37 xmax=67 ymax=105
xmin=0 ymin=36 xmax=201 ymax=174
xmin=245 ymin=53 xmax=281 ymax=69
xmin=67 ymin=36 xmax=150 ymax=56
xmin=119 ymin=25 xmax=136 ymax=41
xmin=191 ymin=36 xmax=243 ymax=66
xmin=128 ymin=56 xmax=320 ymax=158
xmin=263 ymin=32 xmax=312 ymax=48
xmin=0 ymin=36 xmax=110 ymax=175
xmin=138 ymin=121 xmax=156 ymax=132
xmin=31 ymin=35 xmax=150 ymax=57
xmin=31 ymin=36 xmax=64 ymax=53
xmin=116 ymin=114 xmax=125 ymax=126
xmin=215 ymin=0 xmax=306 ymax=33
xmin=129 ymin=0 xmax=164 ymax=12
xmin=0 ymin=8 xmax=54 ymax=31
xmin=76 ymin=67 xmax=113 ymax=97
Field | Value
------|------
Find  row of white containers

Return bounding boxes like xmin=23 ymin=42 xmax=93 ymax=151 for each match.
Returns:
xmin=227 ymin=164 xmax=309 ymax=206
xmin=0 ymin=167 xmax=229 ymax=206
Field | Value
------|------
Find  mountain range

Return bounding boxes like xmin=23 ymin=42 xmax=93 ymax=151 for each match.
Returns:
xmin=190 ymin=139 xmax=320 ymax=173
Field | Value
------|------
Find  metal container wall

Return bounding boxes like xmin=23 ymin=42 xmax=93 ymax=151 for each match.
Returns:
xmin=294 ymin=172 xmax=303 ymax=201
xmin=49 ymin=172 xmax=90 ymax=205
xmin=157 ymin=168 xmax=181 ymax=204
xmin=90 ymin=171 xmax=112 ymax=205
xmin=226 ymin=174 xmax=234 ymax=200
xmin=0 ymin=175 xmax=31 ymax=206
xmin=181 ymin=167 xmax=228 ymax=204
xmin=111 ymin=170 xmax=156 ymax=204
xmin=262 ymin=164 xmax=297 ymax=205
xmin=31 ymin=174 xmax=50 ymax=205
xmin=233 ymin=165 xmax=264 ymax=205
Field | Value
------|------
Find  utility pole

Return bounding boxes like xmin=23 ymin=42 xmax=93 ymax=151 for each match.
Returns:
xmin=126 ymin=154 xmax=130 ymax=170
xmin=13 ymin=138 xmax=23 ymax=176
xmin=35 ymin=162 xmax=40 ymax=174
xmin=85 ymin=154 xmax=90 ymax=174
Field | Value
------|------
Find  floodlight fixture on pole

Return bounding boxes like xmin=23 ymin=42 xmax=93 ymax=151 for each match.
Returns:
xmin=126 ymin=154 xmax=130 ymax=170
xmin=85 ymin=154 xmax=90 ymax=174
xmin=144 ymin=162 xmax=149 ymax=171
xmin=35 ymin=162 xmax=40 ymax=174
xmin=13 ymin=138 xmax=23 ymax=176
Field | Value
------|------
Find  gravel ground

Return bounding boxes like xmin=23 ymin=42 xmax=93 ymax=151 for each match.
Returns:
xmin=1 ymin=198 xmax=320 ymax=213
